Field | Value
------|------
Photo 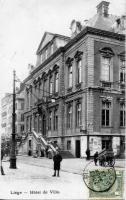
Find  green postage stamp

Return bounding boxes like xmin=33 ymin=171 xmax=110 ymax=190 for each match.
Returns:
xmin=89 ymin=170 xmax=124 ymax=199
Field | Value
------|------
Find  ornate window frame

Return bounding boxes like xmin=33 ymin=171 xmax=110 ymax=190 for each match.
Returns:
xmin=67 ymin=103 xmax=73 ymax=129
xmin=49 ymin=73 xmax=53 ymax=96
xmin=66 ymin=57 xmax=74 ymax=90
xmin=118 ymin=51 xmax=125 ymax=90
xmin=100 ymin=96 xmax=112 ymax=127
xmin=74 ymin=51 xmax=83 ymax=87
xmin=54 ymin=107 xmax=58 ymax=131
xmin=53 ymin=64 xmax=59 ymax=94
xmin=48 ymin=110 xmax=52 ymax=131
xmin=99 ymin=47 xmax=114 ymax=87
xmin=75 ymin=99 xmax=82 ymax=128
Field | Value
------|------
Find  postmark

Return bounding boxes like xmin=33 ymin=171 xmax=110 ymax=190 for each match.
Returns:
xmin=89 ymin=170 xmax=124 ymax=199
xmin=83 ymin=160 xmax=116 ymax=192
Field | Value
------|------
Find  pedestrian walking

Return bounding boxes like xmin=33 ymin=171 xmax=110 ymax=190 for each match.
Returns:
xmin=94 ymin=151 xmax=98 ymax=166
xmin=52 ymin=151 xmax=62 ymax=177
xmin=86 ymin=149 xmax=90 ymax=160
xmin=1 ymin=148 xmax=5 ymax=175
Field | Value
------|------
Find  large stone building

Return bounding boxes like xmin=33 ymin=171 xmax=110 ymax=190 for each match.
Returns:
xmin=22 ymin=1 xmax=125 ymax=158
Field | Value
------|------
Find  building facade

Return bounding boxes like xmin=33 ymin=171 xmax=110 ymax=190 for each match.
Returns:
xmin=22 ymin=1 xmax=125 ymax=158
xmin=1 ymin=91 xmax=25 ymax=142
xmin=1 ymin=93 xmax=13 ymax=140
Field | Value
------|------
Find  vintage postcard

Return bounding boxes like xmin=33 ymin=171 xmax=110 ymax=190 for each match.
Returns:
xmin=0 ymin=0 xmax=125 ymax=199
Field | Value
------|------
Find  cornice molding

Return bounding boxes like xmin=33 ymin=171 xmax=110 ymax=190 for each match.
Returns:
xmin=23 ymin=26 xmax=125 ymax=84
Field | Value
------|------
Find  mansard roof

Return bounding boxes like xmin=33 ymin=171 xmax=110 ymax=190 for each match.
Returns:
xmin=87 ymin=13 xmax=118 ymax=32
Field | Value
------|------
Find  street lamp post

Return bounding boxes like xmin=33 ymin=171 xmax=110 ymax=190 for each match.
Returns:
xmin=10 ymin=70 xmax=17 ymax=169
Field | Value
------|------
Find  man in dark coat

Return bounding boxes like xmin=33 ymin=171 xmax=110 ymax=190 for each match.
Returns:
xmin=1 ymin=148 xmax=5 ymax=175
xmin=52 ymin=151 xmax=62 ymax=177
xmin=86 ymin=149 xmax=90 ymax=160
xmin=94 ymin=151 xmax=98 ymax=166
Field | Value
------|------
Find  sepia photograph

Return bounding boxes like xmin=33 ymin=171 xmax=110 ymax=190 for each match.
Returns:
xmin=0 ymin=0 xmax=125 ymax=199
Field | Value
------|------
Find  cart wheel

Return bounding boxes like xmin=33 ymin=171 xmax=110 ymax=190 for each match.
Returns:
xmin=104 ymin=160 xmax=109 ymax=167
xmin=109 ymin=158 xmax=115 ymax=167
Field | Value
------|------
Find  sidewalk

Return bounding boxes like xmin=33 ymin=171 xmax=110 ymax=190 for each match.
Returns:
xmin=2 ymin=155 xmax=125 ymax=176
xmin=13 ymin=155 xmax=125 ymax=174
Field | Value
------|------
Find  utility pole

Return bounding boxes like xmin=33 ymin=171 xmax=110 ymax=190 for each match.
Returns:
xmin=10 ymin=70 xmax=17 ymax=169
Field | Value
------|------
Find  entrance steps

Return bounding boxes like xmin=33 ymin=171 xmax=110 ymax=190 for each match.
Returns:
xmin=59 ymin=150 xmax=75 ymax=158
xmin=18 ymin=131 xmax=57 ymax=156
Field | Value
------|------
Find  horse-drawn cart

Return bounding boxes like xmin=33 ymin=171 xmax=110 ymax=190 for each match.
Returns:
xmin=98 ymin=149 xmax=115 ymax=167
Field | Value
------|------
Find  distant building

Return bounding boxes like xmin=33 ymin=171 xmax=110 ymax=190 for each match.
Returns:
xmin=1 ymin=93 xmax=13 ymax=140
xmin=21 ymin=1 xmax=125 ymax=158
xmin=1 ymin=90 xmax=25 ymax=142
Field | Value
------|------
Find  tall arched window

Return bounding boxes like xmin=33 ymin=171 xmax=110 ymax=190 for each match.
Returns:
xmin=67 ymin=104 xmax=72 ymax=128
xmin=76 ymin=100 xmax=82 ymax=128
xmin=74 ymin=51 xmax=83 ymax=85
xmin=68 ymin=65 xmax=73 ymax=87
xmin=100 ymin=47 xmax=114 ymax=84
xmin=120 ymin=102 xmax=125 ymax=127
xmin=49 ymin=75 xmax=53 ymax=95
xmin=54 ymin=108 xmax=58 ymax=130
xmin=66 ymin=57 xmax=73 ymax=89
xmin=119 ymin=51 xmax=125 ymax=90
xmin=48 ymin=111 xmax=52 ymax=130
xmin=77 ymin=60 xmax=82 ymax=83
xmin=55 ymin=71 xmax=59 ymax=93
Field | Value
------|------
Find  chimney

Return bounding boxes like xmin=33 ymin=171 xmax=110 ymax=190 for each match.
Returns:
xmin=97 ymin=1 xmax=110 ymax=17
xmin=121 ymin=15 xmax=126 ymax=30
xmin=28 ymin=64 xmax=35 ymax=74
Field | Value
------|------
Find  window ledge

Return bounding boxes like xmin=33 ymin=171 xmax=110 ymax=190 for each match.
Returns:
xmin=101 ymin=126 xmax=113 ymax=128
xmin=120 ymin=126 xmax=125 ymax=128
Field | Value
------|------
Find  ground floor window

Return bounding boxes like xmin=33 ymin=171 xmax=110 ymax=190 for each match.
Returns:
xmin=67 ymin=140 xmax=71 ymax=150
xmin=120 ymin=103 xmax=125 ymax=127
xmin=102 ymin=137 xmax=112 ymax=150
xmin=101 ymin=101 xmax=111 ymax=126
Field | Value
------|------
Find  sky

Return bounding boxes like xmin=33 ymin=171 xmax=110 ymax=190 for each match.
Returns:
xmin=0 ymin=0 xmax=125 ymax=98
